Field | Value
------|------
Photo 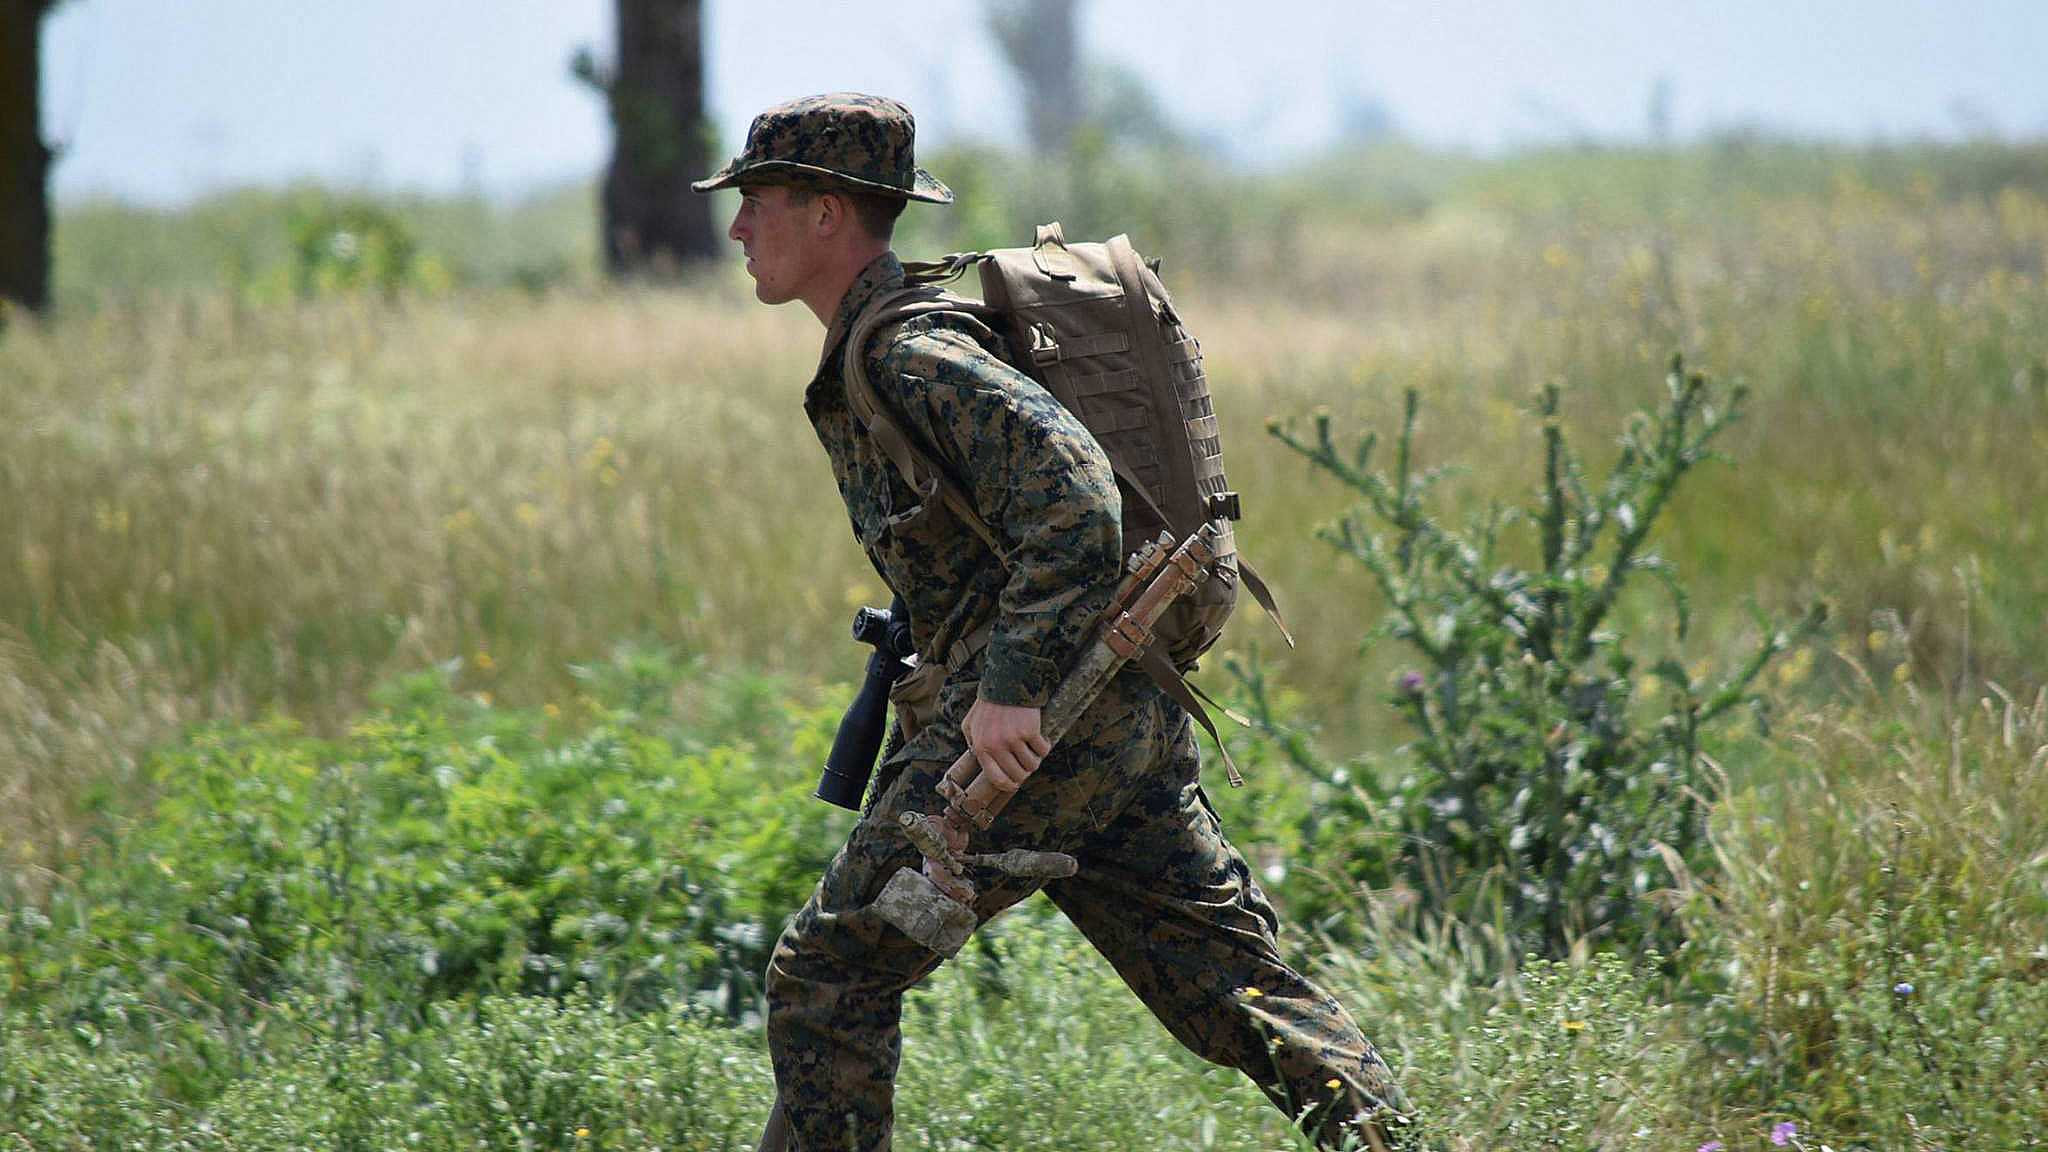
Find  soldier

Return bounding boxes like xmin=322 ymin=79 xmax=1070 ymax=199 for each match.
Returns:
xmin=693 ymin=93 xmax=1416 ymax=1151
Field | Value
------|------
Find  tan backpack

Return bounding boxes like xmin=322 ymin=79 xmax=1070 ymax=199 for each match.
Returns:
xmin=843 ymin=224 xmax=1291 ymax=766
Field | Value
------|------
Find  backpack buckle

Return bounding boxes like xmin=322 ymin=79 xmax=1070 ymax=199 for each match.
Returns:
xmin=1029 ymin=323 xmax=1062 ymax=367
xmin=1204 ymin=491 xmax=1242 ymax=521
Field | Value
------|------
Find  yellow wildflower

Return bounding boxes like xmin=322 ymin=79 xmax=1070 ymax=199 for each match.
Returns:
xmin=1562 ymin=1019 xmax=1586 ymax=1031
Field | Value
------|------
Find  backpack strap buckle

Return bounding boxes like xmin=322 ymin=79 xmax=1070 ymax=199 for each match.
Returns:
xmin=1204 ymin=490 xmax=1242 ymax=522
xmin=902 ymin=250 xmax=984 ymax=285
xmin=1028 ymin=322 xmax=1062 ymax=367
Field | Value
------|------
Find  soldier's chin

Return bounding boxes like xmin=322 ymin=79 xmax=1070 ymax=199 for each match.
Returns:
xmin=747 ymin=269 xmax=789 ymax=305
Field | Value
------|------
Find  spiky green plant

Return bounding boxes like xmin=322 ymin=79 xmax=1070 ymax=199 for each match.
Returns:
xmin=1247 ymin=359 xmax=1825 ymax=956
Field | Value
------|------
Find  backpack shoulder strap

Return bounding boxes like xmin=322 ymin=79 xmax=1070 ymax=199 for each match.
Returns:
xmin=841 ymin=285 xmax=1008 ymax=561
xmin=846 ymin=279 xmax=1273 ymax=782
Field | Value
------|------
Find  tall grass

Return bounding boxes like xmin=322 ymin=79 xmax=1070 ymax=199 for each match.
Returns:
xmin=6 ymin=141 xmax=2048 ymax=866
xmin=1684 ymin=673 xmax=2048 ymax=1147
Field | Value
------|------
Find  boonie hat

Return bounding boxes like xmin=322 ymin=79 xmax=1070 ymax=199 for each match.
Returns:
xmin=692 ymin=93 xmax=952 ymax=203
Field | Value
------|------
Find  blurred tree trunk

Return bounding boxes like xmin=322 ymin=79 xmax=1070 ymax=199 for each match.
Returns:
xmin=986 ymin=0 xmax=1081 ymax=155
xmin=584 ymin=0 xmax=715 ymax=277
xmin=0 ymin=0 xmax=54 ymax=312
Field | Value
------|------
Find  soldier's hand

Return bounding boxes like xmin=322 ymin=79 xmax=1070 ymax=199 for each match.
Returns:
xmin=962 ymin=697 xmax=1052 ymax=793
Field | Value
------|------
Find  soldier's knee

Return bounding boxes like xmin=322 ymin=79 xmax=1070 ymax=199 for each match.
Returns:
xmin=763 ymin=897 xmax=942 ymax=1014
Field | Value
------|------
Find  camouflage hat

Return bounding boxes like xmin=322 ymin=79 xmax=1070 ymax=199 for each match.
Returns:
xmin=692 ymin=93 xmax=952 ymax=203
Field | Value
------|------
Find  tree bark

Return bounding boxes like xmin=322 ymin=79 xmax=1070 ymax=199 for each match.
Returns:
xmin=601 ymin=0 xmax=715 ymax=277
xmin=987 ymin=0 xmax=1081 ymax=155
xmin=0 ymin=0 xmax=53 ymax=312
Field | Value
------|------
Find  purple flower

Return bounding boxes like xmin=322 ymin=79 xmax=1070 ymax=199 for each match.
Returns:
xmin=1893 ymin=981 xmax=1914 ymax=997
xmin=1698 ymin=1142 xmax=1725 ymax=1152
xmin=1397 ymin=671 xmax=1426 ymax=696
xmin=1770 ymin=1120 xmax=1798 ymax=1146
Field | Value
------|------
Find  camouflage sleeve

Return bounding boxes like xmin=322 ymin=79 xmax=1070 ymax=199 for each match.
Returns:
xmin=870 ymin=319 xmax=1123 ymax=708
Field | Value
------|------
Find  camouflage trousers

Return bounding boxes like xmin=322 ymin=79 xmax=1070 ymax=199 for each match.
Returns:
xmin=764 ymin=679 xmax=1414 ymax=1151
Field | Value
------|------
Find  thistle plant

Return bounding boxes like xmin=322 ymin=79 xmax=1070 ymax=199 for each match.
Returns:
xmin=1250 ymin=357 xmax=1825 ymax=956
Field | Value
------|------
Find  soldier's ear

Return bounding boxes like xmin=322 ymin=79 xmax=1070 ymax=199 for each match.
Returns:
xmin=812 ymin=189 xmax=850 ymax=240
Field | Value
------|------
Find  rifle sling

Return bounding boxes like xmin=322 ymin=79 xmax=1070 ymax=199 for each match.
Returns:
xmin=1138 ymin=644 xmax=1245 ymax=787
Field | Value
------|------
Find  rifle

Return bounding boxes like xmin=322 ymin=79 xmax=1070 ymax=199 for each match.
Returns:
xmin=815 ymin=596 xmax=915 ymax=811
xmin=877 ymin=525 xmax=1215 ymax=953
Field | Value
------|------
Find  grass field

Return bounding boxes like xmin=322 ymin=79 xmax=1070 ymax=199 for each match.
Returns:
xmin=4 ymin=139 xmax=2046 ymax=1148
xmin=8 ymin=141 xmax=2047 ymax=852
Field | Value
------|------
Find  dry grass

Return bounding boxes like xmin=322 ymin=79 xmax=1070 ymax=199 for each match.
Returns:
xmin=6 ymin=161 xmax=2047 ymax=863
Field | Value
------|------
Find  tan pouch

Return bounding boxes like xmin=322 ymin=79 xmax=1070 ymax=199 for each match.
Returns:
xmin=887 ymin=658 xmax=948 ymax=743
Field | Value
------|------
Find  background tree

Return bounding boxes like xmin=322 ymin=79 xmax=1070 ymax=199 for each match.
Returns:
xmin=574 ymin=0 xmax=716 ymax=277
xmin=986 ymin=0 xmax=1081 ymax=155
xmin=0 ymin=0 xmax=57 ymax=312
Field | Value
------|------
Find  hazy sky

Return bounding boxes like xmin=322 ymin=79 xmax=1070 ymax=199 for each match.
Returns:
xmin=40 ymin=0 xmax=2048 ymax=204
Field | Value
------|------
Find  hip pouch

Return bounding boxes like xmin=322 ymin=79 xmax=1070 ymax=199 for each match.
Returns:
xmin=886 ymin=658 xmax=948 ymax=743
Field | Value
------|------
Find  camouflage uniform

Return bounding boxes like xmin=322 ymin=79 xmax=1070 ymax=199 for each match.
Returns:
xmin=700 ymin=95 xmax=1414 ymax=1152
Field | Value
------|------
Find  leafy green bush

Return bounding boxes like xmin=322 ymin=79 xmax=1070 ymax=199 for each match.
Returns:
xmin=4 ymin=654 xmax=850 ymax=1098
xmin=287 ymin=199 xmax=442 ymax=298
xmin=7 ymin=646 xmax=2043 ymax=1149
xmin=0 ymin=1009 xmax=180 ymax=1150
xmin=54 ymin=184 xmax=596 ymax=305
xmin=1246 ymin=360 xmax=1822 ymax=956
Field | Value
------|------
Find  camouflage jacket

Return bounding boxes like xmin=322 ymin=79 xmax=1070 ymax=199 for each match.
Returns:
xmin=805 ymin=253 xmax=1128 ymax=756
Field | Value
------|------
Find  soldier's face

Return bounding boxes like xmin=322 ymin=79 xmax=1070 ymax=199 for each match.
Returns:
xmin=729 ymin=185 xmax=820 ymax=306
